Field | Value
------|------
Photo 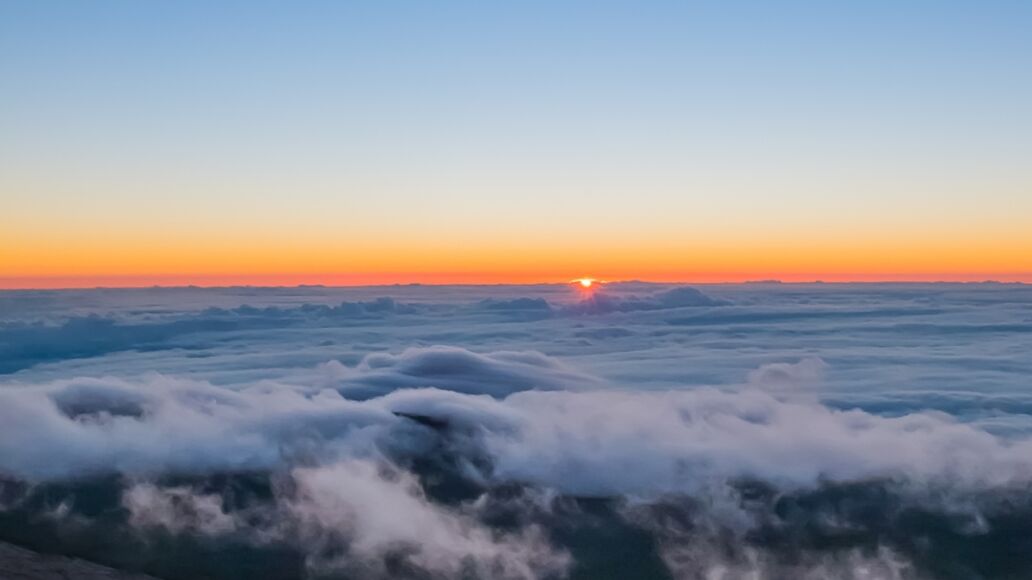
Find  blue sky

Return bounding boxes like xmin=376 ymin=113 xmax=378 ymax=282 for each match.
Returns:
xmin=2 ymin=0 xmax=1031 ymax=284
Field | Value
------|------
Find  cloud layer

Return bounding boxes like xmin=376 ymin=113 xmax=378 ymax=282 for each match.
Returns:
xmin=2 ymin=282 xmax=1032 ymax=578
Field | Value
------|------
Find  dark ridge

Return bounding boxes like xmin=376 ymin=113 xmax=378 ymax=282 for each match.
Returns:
xmin=0 ymin=540 xmax=158 ymax=580
xmin=392 ymin=411 xmax=450 ymax=431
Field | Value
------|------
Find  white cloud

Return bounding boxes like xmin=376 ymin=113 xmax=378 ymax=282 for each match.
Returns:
xmin=281 ymin=459 xmax=569 ymax=579
xmin=123 ymin=483 xmax=238 ymax=536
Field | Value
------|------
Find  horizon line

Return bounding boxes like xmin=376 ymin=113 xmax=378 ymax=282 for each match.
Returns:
xmin=1 ymin=273 xmax=1030 ymax=291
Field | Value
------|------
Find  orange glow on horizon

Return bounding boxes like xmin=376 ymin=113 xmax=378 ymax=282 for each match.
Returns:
xmin=1 ymin=270 xmax=1030 ymax=290
xmin=3 ymin=226 xmax=1031 ymax=289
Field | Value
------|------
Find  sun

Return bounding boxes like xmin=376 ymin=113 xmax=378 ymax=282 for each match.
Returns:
xmin=573 ymin=278 xmax=596 ymax=289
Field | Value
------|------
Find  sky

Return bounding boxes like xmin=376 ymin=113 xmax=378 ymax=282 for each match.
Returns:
xmin=2 ymin=0 xmax=1031 ymax=287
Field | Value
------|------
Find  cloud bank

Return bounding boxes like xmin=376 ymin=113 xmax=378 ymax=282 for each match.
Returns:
xmin=2 ymin=283 xmax=1031 ymax=578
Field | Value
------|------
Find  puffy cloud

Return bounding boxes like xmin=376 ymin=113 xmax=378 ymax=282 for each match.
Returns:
xmin=3 ymin=372 xmax=1032 ymax=579
xmin=319 ymin=346 xmax=600 ymax=400
xmin=381 ymin=387 xmax=1032 ymax=496
xmin=119 ymin=459 xmax=571 ymax=579
xmin=0 ymin=345 xmax=596 ymax=480
xmin=4 ymin=354 xmax=1032 ymax=495
xmin=746 ymin=356 xmax=827 ymax=390
xmin=653 ymin=540 xmax=920 ymax=580
xmin=123 ymin=483 xmax=238 ymax=536
xmin=564 ymin=286 xmax=729 ymax=315
xmin=0 ymin=375 xmax=393 ymax=480
xmin=281 ymin=460 xmax=569 ymax=579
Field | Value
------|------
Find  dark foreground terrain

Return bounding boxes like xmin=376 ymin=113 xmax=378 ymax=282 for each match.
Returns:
xmin=0 ymin=541 xmax=155 ymax=580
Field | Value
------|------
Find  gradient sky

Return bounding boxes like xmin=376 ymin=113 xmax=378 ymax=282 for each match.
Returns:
xmin=2 ymin=0 xmax=1031 ymax=287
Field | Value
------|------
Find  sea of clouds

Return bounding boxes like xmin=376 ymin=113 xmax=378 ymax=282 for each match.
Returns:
xmin=1 ymin=282 xmax=1031 ymax=579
